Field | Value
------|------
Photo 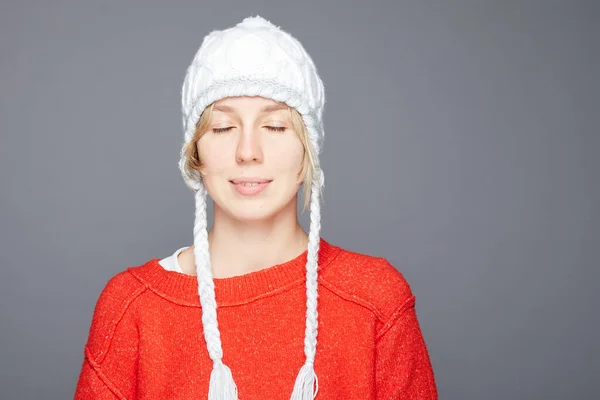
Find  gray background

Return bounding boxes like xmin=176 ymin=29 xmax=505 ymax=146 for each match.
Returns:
xmin=1 ymin=1 xmax=598 ymax=399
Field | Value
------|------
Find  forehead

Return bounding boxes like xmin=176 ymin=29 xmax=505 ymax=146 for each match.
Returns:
xmin=213 ymin=96 xmax=289 ymax=114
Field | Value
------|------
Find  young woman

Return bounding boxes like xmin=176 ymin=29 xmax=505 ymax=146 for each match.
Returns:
xmin=75 ymin=15 xmax=437 ymax=399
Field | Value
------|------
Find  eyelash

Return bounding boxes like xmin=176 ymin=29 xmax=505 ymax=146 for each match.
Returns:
xmin=212 ymin=126 xmax=286 ymax=134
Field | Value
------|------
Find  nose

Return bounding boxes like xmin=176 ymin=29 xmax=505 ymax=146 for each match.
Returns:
xmin=235 ymin=125 xmax=263 ymax=164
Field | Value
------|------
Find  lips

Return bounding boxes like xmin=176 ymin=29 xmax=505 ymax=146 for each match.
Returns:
xmin=230 ymin=180 xmax=271 ymax=196
xmin=229 ymin=178 xmax=272 ymax=184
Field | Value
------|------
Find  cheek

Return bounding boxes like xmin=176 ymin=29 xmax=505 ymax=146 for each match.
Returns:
xmin=198 ymin=141 xmax=230 ymax=175
xmin=271 ymin=142 xmax=305 ymax=175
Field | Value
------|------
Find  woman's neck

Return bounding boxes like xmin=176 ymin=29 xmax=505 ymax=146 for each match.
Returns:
xmin=208 ymin=223 xmax=308 ymax=278
xmin=180 ymin=206 xmax=309 ymax=278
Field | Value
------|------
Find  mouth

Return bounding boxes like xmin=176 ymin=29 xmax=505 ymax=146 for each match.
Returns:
xmin=229 ymin=178 xmax=273 ymax=184
xmin=229 ymin=179 xmax=272 ymax=196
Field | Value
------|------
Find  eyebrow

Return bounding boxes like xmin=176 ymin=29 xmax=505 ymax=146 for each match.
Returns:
xmin=213 ymin=104 xmax=289 ymax=113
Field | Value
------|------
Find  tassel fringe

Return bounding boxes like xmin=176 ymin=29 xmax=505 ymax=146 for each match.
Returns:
xmin=208 ymin=361 xmax=239 ymax=400
xmin=290 ymin=362 xmax=319 ymax=399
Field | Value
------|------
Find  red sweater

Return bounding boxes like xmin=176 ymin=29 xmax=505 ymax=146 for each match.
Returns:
xmin=74 ymin=238 xmax=437 ymax=399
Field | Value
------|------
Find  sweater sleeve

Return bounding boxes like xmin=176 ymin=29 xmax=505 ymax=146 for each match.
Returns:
xmin=74 ymin=270 xmax=144 ymax=399
xmin=375 ymin=295 xmax=438 ymax=399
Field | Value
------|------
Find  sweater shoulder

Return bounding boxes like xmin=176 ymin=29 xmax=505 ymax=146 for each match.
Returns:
xmin=84 ymin=266 xmax=147 ymax=363
xmin=319 ymin=246 xmax=415 ymax=325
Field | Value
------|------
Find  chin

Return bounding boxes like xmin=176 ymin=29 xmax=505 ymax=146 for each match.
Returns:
xmin=221 ymin=197 xmax=296 ymax=222
xmin=211 ymin=184 xmax=299 ymax=221
xmin=232 ymin=200 xmax=284 ymax=219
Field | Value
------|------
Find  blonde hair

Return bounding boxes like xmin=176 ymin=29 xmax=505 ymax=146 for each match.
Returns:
xmin=182 ymin=101 xmax=320 ymax=214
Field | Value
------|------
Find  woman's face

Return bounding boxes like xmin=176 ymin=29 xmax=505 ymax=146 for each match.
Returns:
xmin=197 ymin=96 xmax=305 ymax=221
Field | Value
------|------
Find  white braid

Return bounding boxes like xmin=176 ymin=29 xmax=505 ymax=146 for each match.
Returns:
xmin=193 ymin=185 xmax=239 ymax=399
xmin=290 ymin=169 xmax=324 ymax=399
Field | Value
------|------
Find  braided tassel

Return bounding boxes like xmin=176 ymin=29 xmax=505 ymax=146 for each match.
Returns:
xmin=290 ymin=170 xmax=323 ymax=400
xmin=194 ymin=187 xmax=239 ymax=400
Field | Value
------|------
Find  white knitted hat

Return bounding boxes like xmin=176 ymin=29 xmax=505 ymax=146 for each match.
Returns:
xmin=179 ymin=15 xmax=326 ymax=399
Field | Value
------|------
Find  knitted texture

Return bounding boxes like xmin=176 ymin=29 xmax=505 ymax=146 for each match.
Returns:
xmin=178 ymin=15 xmax=327 ymax=399
xmin=74 ymin=239 xmax=438 ymax=399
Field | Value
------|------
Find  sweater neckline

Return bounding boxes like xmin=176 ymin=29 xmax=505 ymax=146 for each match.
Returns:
xmin=128 ymin=237 xmax=341 ymax=307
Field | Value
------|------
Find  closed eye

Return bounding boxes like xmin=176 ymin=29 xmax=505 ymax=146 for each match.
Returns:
xmin=212 ymin=126 xmax=287 ymax=134
xmin=213 ymin=127 xmax=233 ymax=134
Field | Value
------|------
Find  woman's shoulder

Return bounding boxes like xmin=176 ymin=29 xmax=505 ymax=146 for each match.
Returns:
xmin=98 ymin=261 xmax=151 ymax=300
xmin=320 ymin=244 xmax=415 ymax=321
xmin=89 ymin=261 xmax=152 ymax=318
